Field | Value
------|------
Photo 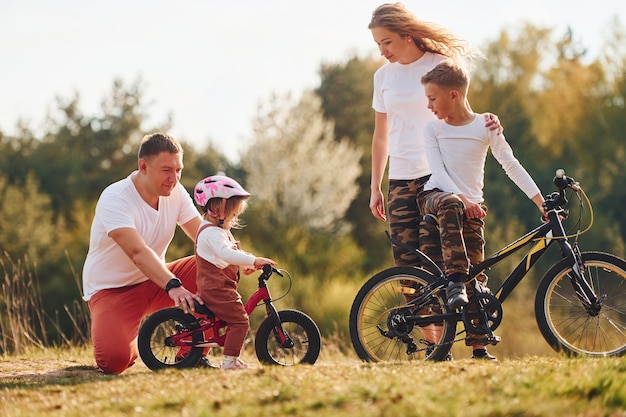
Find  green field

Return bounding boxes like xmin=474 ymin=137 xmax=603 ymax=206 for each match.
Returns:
xmin=1 ymin=346 xmax=625 ymax=417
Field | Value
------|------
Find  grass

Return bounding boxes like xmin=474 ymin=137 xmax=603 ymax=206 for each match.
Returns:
xmin=2 ymin=253 xmax=626 ymax=416
xmin=1 ymin=345 xmax=626 ymax=417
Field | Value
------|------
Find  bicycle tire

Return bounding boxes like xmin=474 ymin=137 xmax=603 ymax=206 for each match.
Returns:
xmin=535 ymin=251 xmax=626 ymax=357
xmin=349 ymin=266 xmax=456 ymax=362
xmin=255 ymin=309 xmax=321 ymax=366
xmin=137 ymin=308 xmax=204 ymax=370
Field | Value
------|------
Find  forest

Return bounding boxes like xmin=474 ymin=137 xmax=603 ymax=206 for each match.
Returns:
xmin=1 ymin=21 xmax=625 ymax=353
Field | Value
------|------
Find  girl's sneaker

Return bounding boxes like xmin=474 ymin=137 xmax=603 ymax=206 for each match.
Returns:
xmin=221 ymin=358 xmax=249 ymax=370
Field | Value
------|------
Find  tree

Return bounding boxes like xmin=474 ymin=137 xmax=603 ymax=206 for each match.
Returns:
xmin=240 ymin=91 xmax=363 ymax=279
xmin=243 ymin=91 xmax=361 ymax=232
xmin=27 ymin=79 xmax=160 ymax=219
xmin=316 ymin=56 xmax=393 ymax=270
xmin=0 ymin=174 xmax=67 ymax=262
xmin=470 ymin=21 xmax=626 ymax=257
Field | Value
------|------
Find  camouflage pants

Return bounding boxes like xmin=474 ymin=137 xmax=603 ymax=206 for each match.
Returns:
xmin=387 ymin=176 xmax=431 ymax=266
xmin=417 ymin=189 xmax=487 ymax=283
xmin=417 ymin=189 xmax=492 ymax=346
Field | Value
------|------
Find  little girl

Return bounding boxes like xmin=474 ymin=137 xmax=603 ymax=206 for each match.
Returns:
xmin=193 ymin=175 xmax=276 ymax=370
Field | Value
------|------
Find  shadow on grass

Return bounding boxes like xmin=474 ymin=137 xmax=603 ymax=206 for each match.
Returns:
xmin=0 ymin=365 xmax=117 ymax=389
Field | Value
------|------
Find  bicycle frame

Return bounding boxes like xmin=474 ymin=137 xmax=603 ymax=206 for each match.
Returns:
xmin=477 ymin=213 xmax=579 ymax=303
xmin=477 ymin=204 xmax=597 ymax=311
xmin=391 ymin=182 xmax=599 ymax=325
xmin=167 ymin=267 xmax=292 ymax=349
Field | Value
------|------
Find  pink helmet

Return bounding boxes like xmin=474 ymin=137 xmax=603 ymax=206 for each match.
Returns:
xmin=193 ymin=175 xmax=250 ymax=209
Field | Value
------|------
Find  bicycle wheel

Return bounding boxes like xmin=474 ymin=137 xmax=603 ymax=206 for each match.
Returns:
xmin=137 ymin=308 xmax=204 ymax=370
xmin=535 ymin=251 xmax=626 ymax=357
xmin=255 ymin=309 xmax=321 ymax=366
xmin=349 ymin=266 xmax=456 ymax=362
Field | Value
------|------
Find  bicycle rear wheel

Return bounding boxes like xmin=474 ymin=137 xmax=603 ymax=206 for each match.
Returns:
xmin=535 ymin=251 xmax=626 ymax=357
xmin=137 ymin=308 xmax=204 ymax=370
xmin=349 ymin=266 xmax=456 ymax=362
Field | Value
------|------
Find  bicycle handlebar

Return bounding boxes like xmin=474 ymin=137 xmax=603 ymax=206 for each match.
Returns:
xmin=261 ymin=264 xmax=283 ymax=279
xmin=553 ymin=168 xmax=579 ymax=191
xmin=544 ymin=168 xmax=581 ymax=212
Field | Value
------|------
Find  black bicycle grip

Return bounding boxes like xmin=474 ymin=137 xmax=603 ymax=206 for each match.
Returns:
xmin=553 ymin=168 xmax=574 ymax=189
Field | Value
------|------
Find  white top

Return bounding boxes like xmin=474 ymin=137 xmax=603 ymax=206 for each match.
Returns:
xmin=372 ymin=52 xmax=447 ymax=180
xmin=196 ymin=221 xmax=256 ymax=269
xmin=423 ymin=114 xmax=541 ymax=203
xmin=82 ymin=173 xmax=199 ymax=301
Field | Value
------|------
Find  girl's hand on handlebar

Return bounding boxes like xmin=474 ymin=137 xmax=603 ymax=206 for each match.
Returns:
xmin=246 ymin=257 xmax=277 ymax=274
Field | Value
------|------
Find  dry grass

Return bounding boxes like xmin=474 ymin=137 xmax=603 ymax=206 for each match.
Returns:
xmin=2 ymin=254 xmax=625 ymax=416
xmin=1 ymin=345 xmax=626 ymax=417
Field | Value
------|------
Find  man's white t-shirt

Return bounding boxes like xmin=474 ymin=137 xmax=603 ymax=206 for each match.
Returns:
xmin=372 ymin=52 xmax=446 ymax=180
xmin=82 ymin=172 xmax=199 ymax=301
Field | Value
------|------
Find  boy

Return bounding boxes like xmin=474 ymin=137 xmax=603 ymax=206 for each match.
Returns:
xmin=418 ymin=60 xmax=546 ymax=359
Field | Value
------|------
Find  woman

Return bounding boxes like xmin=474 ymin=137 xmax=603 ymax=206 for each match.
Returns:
xmin=368 ymin=2 xmax=499 ymax=266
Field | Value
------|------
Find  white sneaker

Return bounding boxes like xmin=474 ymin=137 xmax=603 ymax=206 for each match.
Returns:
xmin=221 ymin=358 xmax=249 ymax=370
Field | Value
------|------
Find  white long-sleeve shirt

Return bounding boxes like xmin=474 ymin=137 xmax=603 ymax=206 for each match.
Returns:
xmin=423 ymin=114 xmax=540 ymax=203
xmin=195 ymin=221 xmax=255 ymax=269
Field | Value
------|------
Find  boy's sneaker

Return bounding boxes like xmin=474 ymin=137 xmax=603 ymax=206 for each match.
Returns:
xmin=446 ymin=281 xmax=469 ymax=310
xmin=471 ymin=348 xmax=497 ymax=361
xmin=221 ymin=358 xmax=249 ymax=370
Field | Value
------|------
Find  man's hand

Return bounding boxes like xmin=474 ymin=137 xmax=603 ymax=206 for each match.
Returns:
xmin=168 ymin=286 xmax=204 ymax=314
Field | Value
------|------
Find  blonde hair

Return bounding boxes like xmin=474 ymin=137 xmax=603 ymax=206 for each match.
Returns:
xmin=369 ymin=3 xmax=483 ymax=63
xmin=421 ymin=60 xmax=469 ymax=95
xmin=205 ymin=196 xmax=249 ymax=229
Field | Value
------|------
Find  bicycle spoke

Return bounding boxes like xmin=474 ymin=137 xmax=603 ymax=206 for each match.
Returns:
xmin=350 ymin=267 xmax=456 ymax=363
xmin=537 ymin=254 xmax=626 ymax=357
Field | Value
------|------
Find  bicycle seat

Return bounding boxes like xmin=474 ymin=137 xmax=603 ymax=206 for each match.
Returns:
xmin=193 ymin=300 xmax=215 ymax=318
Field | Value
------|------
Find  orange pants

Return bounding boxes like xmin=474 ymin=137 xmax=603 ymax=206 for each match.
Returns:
xmin=88 ymin=255 xmax=197 ymax=374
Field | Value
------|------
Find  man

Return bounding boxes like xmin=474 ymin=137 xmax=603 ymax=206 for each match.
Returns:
xmin=82 ymin=132 xmax=204 ymax=374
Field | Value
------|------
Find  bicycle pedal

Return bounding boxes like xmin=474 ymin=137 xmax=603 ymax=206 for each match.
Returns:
xmin=486 ymin=335 xmax=501 ymax=346
xmin=471 ymin=335 xmax=501 ymax=346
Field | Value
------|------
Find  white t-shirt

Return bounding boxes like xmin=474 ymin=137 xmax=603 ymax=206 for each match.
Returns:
xmin=423 ymin=114 xmax=541 ymax=203
xmin=196 ymin=221 xmax=256 ymax=269
xmin=372 ymin=52 xmax=446 ymax=180
xmin=82 ymin=172 xmax=199 ymax=301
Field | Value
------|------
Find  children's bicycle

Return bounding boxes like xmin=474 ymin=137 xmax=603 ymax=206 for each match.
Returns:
xmin=138 ymin=264 xmax=321 ymax=370
xmin=349 ymin=169 xmax=626 ymax=362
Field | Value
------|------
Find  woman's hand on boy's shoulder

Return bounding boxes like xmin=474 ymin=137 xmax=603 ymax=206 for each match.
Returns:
xmin=483 ymin=113 xmax=503 ymax=135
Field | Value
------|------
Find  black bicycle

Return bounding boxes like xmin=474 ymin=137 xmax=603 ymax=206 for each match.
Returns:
xmin=350 ymin=169 xmax=626 ymax=362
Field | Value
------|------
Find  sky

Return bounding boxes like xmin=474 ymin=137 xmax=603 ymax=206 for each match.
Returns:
xmin=1 ymin=0 xmax=625 ymax=162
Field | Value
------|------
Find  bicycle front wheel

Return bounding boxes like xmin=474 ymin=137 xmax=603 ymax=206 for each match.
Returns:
xmin=255 ymin=309 xmax=321 ymax=366
xmin=349 ymin=266 xmax=456 ymax=363
xmin=535 ymin=251 xmax=626 ymax=357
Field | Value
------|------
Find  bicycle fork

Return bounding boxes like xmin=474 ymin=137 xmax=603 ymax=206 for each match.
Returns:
xmin=565 ymin=242 xmax=604 ymax=314
xmin=265 ymin=301 xmax=295 ymax=349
